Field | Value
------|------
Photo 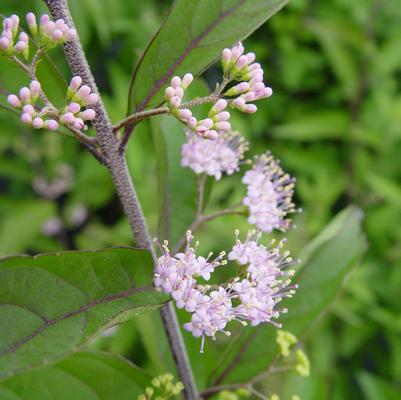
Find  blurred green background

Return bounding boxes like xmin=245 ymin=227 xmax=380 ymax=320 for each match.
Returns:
xmin=1 ymin=0 xmax=400 ymax=399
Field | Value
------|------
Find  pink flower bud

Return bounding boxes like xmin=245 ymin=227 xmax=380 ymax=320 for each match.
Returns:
xmin=204 ymin=129 xmax=218 ymax=140
xmin=32 ymin=117 xmax=44 ymax=129
xmin=246 ymin=52 xmax=256 ymax=64
xmin=19 ymin=87 xmax=31 ymax=104
xmin=69 ymin=76 xmax=82 ymax=91
xmin=14 ymin=41 xmax=27 ymax=53
xmin=79 ymin=109 xmax=96 ymax=121
xmin=55 ymin=19 xmax=66 ymax=31
xmin=222 ymin=48 xmax=232 ymax=63
xmin=178 ymin=108 xmax=192 ymax=120
xmin=236 ymin=55 xmax=249 ymax=69
xmin=40 ymin=14 xmax=50 ymax=26
xmin=214 ymin=111 xmax=230 ymax=122
xmin=77 ymin=85 xmax=91 ymax=98
xmin=174 ymin=86 xmax=184 ymax=99
xmin=7 ymin=94 xmax=21 ymax=108
xmin=242 ymin=92 xmax=256 ymax=102
xmin=83 ymin=93 xmax=98 ymax=105
xmin=26 ymin=12 xmax=37 ymax=28
xmin=170 ymin=76 xmax=181 ymax=88
xmin=0 ymin=38 xmax=10 ymax=50
xmin=199 ymin=118 xmax=214 ymax=129
xmin=169 ymin=96 xmax=181 ymax=108
xmin=263 ymin=87 xmax=273 ymax=98
xmin=45 ymin=119 xmax=59 ymax=131
xmin=21 ymin=113 xmax=32 ymax=125
xmin=65 ymin=29 xmax=77 ymax=41
xmin=244 ymin=104 xmax=257 ymax=114
xmin=213 ymin=99 xmax=227 ymax=113
xmin=181 ymin=73 xmax=193 ymax=89
xmin=248 ymin=63 xmax=261 ymax=72
xmin=215 ymin=121 xmax=231 ymax=131
xmin=11 ymin=15 xmax=20 ymax=30
xmin=231 ymin=42 xmax=244 ymax=59
xmin=29 ymin=81 xmax=41 ymax=97
xmin=19 ymin=32 xmax=29 ymax=43
xmin=73 ymin=117 xmax=85 ymax=129
xmin=251 ymin=82 xmax=265 ymax=92
xmin=61 ymin=112 xmax=75 ymax=124
xmin=43 ymin=21 xmax=55 ymax=35
xmin=67 ymin=102 xmax=81 ymax=113
xmin=3 ymin=18 xmax=13 ymax=32
xmin=232 ymin=97 xmax=246 ymax=109
xmin=187 ymin=116 xmax=197 ymax=129
xmin=165 ymin=86 xmax=175 ymax=99
xmin=225 ymin=82 xmax=250 ymax=96
xmin=23 ymin=104 xmax=35 ymax=115
xmin=195 ymin=125 xmax=208 ymax=135
xmin=51 ymin=29 xmax=63 ymax=42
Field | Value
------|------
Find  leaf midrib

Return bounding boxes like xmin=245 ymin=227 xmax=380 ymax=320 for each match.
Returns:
xmin=133 ymin=0 xmax=246 ymax=112
xmin=0 ymin=287 xmax=155 ymax=358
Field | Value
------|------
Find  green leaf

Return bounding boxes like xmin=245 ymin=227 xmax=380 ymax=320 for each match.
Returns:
xmin=128 ymin=0 xmax=288 ymax=112
xmin=208 ymin=206 xmax=367 ymax=384
xmin=357 ymin=371 xmax=401 ymax=400
xmin=0 ymin=248 xmax=168 ymax=379
xmin=0 ymin=351 xmax=151 ymax=400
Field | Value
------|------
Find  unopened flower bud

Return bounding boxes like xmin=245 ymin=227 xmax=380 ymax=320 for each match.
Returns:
xmin=244 ymin=104 xmax=257 ymax=113
xmin=26 ymin=12 xmax=38 ymax=36
xmin=45 ymin=119 xmax=59 ymax=131
xmin=83 ymin=93 xmax=98 ymax=105
xmin=67 ymin=102 xmax=81 ymax=114
xmin=214 ymin=121 xmax=231 ymax=131
xmin=225 ymin=81 xmax=250 ymax=96
xmin=178 ymin=108 xmax=192 ymax=120
xmin=29 ymin=81 xmax=41 ymax=100
xmin=0 ymin=37 xmax=10 ymax=51
xmin=22 ymin=104 xmax=35 ymax=115
xmin=187 ymin=116 xmax=197 ymax=129
xmin=198 ymin=118 xmax=214 ymax=129
xmin=32 ymin=117 xmax=44 ymax=129
xmin=21 ymin=113 xmax=32 ymax=125
xmin=77 ymin=85 xmax=91 ymax=98
xmin=171 ymin=76 xmax=181 ymax=88
xmin=7 ymin=94 xmax=21 ymax=108
xmin=73 ymin=117 xmax=84 ymax=129
xmin=174 ymin=86 xmax=184 ymax=99
xmin=165 ymin=86 xmax=175 ymax=99
xmin=51 ymin=29 xmax=63 ymax=42
xmin=181 ymin=73 xmax=193 ymax=89
xmin=60 ymin=112 xmax=75 ymax=124
xmin=204 ymin=129 xmax=218 ymax=139
xmin=64 ymin=29 xmax=76 ymax=41
xmin=79 ymin=109 xmax=96 ymax=121
xmin=214 ymin=111 xmax=230 ymax=121
xmin=69 ymin=76 xmax=82 ymax=91
xmin=169 ymin=96 xmax=181 ymax=109
xmin=19 ymin=87 xmax=31 ymax=104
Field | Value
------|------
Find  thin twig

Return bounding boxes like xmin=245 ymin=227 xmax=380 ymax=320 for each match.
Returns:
xmin=116 ymin=77 xmax=231 ymax=153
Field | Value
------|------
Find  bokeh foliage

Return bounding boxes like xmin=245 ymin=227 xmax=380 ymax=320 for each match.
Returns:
xmin=0 ymin=0 xmax=400 ymax=399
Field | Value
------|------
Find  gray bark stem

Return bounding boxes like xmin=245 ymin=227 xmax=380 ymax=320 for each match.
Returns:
xmin=43 ymin=1 xmax=198 ymax=398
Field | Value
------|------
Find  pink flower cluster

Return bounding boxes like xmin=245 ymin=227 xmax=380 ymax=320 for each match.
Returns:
xmin=154 ymin=230 xmax=297 ymax=352
xmin=0 ymin=15 xmax=29 ymax=58
xmin=222 ymin=42 xmax=273 ymax=114
xmin=60 ymin=77 xmax=98 ymax=130
xmin=165 ymin=75 xmax=232 ymax=140
xmin=243 ymin=153 xmax=296 ymax=233
xmin=7 ymin=81 xmax=59 ymax=130
xmin=181 ymin=130 xmax=248 ymax=180
xmin=26 ymin=13 xmax=76 ymax=47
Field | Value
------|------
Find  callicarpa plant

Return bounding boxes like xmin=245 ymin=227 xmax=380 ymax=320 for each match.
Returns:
xmin=0 ymin=1 xmax=366 ymax=400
